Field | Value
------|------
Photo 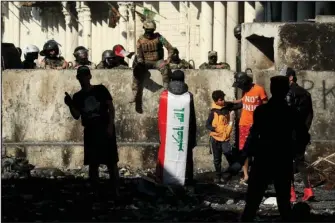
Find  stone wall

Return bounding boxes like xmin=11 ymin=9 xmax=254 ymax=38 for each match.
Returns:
xmin=2 ymin=69 xmax=236 ymax=169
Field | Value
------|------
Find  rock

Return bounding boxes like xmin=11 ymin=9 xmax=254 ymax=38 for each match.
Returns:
xmin=226 ymin=199 xmax=234 ymax=205
xmin=263 ymin=197 xmax=278 ymax=206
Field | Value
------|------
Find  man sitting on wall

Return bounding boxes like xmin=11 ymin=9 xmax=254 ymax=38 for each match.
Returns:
xmin=199 ymin=51 xmax=230 ymax=70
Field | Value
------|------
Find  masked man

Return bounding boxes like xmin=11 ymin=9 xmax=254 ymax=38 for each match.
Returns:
xmin=131 ymin=19 xmax=174 ymax=103
xmin=169 ymin=48 xmax=194 ymax=69
xmin=70 ymin=46 xmax=96 ymax=69
xmin=156 ymin=70 xmax=197 ymax=186
xmin=199 ymin=51 xmax=230 ymax=70
xmin=39 ymin=40 xmax=68 ymax=69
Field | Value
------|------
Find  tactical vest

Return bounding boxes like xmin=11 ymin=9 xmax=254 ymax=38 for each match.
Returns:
xmin=138 ymin=33 xmax=164 ymax=62
xmin=42 ymin=57 xmax=65 ymax=69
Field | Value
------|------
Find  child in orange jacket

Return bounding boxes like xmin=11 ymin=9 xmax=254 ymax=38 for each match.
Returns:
xmin=206 ymin=90 xmax=236 ymax=183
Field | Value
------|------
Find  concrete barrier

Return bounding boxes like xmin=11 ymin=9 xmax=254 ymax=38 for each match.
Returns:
xmin=2 ymin=69 xmax=236 ymax=170
xmin=254 ymin=70 xmax=335 ymax=162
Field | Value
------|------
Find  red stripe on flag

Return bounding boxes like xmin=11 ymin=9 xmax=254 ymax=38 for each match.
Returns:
xmin=156 ymin=90 xmax=168 ymax=183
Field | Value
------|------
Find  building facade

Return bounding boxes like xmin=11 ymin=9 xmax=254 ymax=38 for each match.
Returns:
xmin=1 ymin=1 xmax=334 ymax=68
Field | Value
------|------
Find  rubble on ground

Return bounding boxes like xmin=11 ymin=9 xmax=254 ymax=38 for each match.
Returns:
xmin=2 ymin=156 xmax=335 ymax=222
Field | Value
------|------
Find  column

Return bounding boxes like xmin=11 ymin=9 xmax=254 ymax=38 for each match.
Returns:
xmin=297 ymin=2 xmax=315 ymax=22
xmin=213 ymin=2 xmax=226 ymax=62
xmin=200 ymin=1 xmax=213 ymax=63
xmin=127 ymin=3 xmax=136 ymax=66
xmin=244 ymin=2 xmax=255 ymax=23
xmin=76 ymin=2 xmax=84 ymax=46
xmin=62 ymin=2 xmax=71 ymax=61
xmin=315 ymin=2 xmax=332 ymax=16
xmin=10 ymin=2 xmax=21 ymax=47
xmin=271 ymin=2 xmax=281 ymax=22
xmin=281 ymin=2 xmax=297 ymax=22
xmin=226 ymin=2 xmax=238 ymax=71
xmin=179 ymin=2 xmax=188 ymax=60
xmin=255 ymin=2 xmax=265 ymax=22
xmin=118 ymin=2 xmax=128 ymax=49
xmin=81 ymin=2 xmax=92 ymax=59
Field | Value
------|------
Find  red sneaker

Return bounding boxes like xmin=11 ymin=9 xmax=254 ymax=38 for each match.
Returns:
xmin=302 ymin=188 xmax=314 ymax=201
xmin=290 ymin=186 xmax=297 ymax=203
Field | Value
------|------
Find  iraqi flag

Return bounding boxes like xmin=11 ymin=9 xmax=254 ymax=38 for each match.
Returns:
xmin=156 ymin=90 xmax=191 ymax=186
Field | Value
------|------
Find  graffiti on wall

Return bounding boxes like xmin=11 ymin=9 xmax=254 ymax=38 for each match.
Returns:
xmin=302 ymin=80 xmax=335 ymax=110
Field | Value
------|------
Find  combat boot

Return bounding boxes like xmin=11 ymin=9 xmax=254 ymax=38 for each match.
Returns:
xmin=302 ymin=188 xmax=314 ymax=201
xmin=290 ymin=186 xmax=297 ymax=203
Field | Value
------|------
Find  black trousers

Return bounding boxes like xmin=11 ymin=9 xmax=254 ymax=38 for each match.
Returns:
xmin=210 ymin=137 xmax=233 ymax=178
xmin=241 ymin=162 xmax=293 ymax=222
xmin=293 ymin=150 xmax=311 ymax=188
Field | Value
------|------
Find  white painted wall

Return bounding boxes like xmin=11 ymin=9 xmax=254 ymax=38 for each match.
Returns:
xmin=1 ymin=1 xmax=332 ymax=68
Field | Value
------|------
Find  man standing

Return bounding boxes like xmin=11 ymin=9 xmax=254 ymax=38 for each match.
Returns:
xmin=131 ymin=19 xmax=174 ymax=103
xmin=64 ymin=66 xmax=119 ymax=196
xmin=232 ymin=72 xmax=268 ymax=185
xmin=156 ymin=70 xmax=196 ymax=186
xmin=284 ymin=67 xmax=314 ymax=202
xmin=240 ymin=76 xmax=310 ymax=222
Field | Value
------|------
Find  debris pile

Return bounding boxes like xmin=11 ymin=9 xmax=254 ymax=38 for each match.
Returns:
xmin=1 ymin=156 xmax=34 ymax=179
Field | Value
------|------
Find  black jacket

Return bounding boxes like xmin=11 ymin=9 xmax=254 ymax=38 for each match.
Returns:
xmin=286 ymin=82 xmax=314 ymax=130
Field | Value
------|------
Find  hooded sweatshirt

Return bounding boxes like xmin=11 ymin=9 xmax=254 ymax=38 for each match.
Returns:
xmin=206 ymin=102 xmax=233 ymax=142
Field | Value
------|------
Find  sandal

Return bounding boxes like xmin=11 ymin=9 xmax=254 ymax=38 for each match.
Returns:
xmin=240 ymin=178 xmax=248 ymax=185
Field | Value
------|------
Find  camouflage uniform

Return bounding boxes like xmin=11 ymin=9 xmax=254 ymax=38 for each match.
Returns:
xmin=70 ymin=61 xmax=97 ymax=69
xmin=199 ymin=51 xmax=230 ymax=70
xmin=170 ymin=59 xmax=193 ymax=69
xmin=169 ymin=47 xmax=193 ymax=69
xmin=40 ymin=56 xmax=67 ymax=69
xmin=131 ymin=20 xmax=173 ymax=103
xmin=96 ymin=61 xmax=130 ymax=69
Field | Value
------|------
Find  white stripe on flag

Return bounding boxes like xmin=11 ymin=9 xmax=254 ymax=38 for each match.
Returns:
xmin=163 ymin=92 xmax=191 ymax=185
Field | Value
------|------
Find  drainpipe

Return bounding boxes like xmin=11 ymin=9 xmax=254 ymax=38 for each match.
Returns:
xmin=200 ymin=1 xmax=213 ymax=64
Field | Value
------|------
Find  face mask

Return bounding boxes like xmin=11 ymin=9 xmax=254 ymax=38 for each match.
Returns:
xmin=171 ymin=54 xmax=179 ymax=62
xmin=209 ymin=56 xmax=217 ymax=65
xmin=77 ymin=57 xmax=88 ymax=64
xmin=144 ymin=29 xmax=154 ymax=36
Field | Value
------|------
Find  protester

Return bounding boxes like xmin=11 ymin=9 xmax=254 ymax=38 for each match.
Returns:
xmin=206 ymin=90 xmax=235 ymax=183
xmin=64 ymin=66 xmax=120 ymax=196
xmin=240 ymin=76 xmax=310 ymax=222
xmin=232 ymin=71 xmax=268 ymax=185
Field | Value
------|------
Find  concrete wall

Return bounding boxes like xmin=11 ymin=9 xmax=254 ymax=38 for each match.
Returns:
xmin=254 ymin=70 xmax=335 ymax=162
xmin=241 ymin=22 xmax=335 ymax=72
xmin=2 ymin=69 xmax=236 ymax=170
xmin=242 ymin=21 xmax=335 ymax=162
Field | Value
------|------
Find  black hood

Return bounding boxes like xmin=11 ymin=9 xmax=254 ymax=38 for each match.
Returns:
xmin=168 ymin=81 xmax=188 ymax=95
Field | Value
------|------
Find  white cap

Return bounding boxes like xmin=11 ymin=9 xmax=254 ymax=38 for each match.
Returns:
xmin=23 ymin=44 xmax=39 ymax=56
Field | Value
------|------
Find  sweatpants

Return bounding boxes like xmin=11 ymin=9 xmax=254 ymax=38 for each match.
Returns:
xmin=210 ymin=137 xmax=234 ymax=178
